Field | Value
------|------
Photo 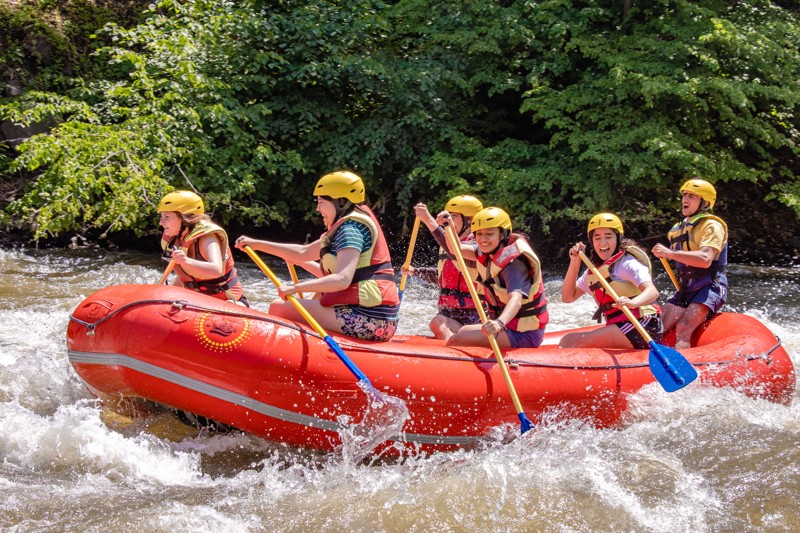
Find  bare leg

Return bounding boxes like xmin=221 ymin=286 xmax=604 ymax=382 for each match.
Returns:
xmin=559 ymin=325 xmax=633 ymax=349
xmin=446 ymin=323 xmax=512 ymax=348
xmin=674 ymin=303 xmax=710 ymax=348
xmin=268 ymin=298 xmax=344 ymax=334
xmin=660 ymin=302 xmax=684 ymax=334
xmin=429 ymin=314 xmax=463 ymax=340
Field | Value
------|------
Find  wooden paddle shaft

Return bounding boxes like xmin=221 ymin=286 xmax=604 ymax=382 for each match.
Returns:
xmin=578 ymin=250 xmax=654 ymax=344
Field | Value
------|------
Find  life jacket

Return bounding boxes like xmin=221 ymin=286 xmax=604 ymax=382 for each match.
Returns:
xmin=474 ymin=235 xmax=548 ymax=332
xmin=161 ymin=219 xmax=243 ymax=302
xmin=667 ymin=212 xmax=729 ymax=293
xmin=437 ymin=232 xmax=481 ymax=309
xmin=319 ymin=206 xmax=400 ymax=308
xmin=586 ymin=246 xmax=661 ymax=325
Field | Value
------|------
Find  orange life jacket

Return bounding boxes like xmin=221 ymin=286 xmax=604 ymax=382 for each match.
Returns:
xmin=161 ymin=219 xmax=243 ymax=302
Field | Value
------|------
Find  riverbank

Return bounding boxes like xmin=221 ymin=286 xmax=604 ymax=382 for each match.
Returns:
xmin=2 ymin=179 xmax=797 ymax=268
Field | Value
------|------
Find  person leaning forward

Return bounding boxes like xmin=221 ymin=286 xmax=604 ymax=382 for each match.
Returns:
xmin=652 ymin=179 xmax=728 ymax=349
xmin=235 ymin=171 xmax=400 ymax=342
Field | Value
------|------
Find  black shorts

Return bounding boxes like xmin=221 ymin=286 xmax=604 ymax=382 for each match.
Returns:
xmin=614 ymin=314 xmax=663 ymax=350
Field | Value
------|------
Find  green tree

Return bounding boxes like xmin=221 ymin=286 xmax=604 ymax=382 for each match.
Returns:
xmin=1 ymin=0 xmax=799 ymax=245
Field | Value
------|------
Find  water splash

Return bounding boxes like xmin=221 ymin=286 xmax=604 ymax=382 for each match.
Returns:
xmin=336 ymin=383 xmax=410 ymax=464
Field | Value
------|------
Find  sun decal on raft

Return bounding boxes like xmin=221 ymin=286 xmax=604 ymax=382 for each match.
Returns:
xmin=194 ymin=312 xmax=251 ymax=352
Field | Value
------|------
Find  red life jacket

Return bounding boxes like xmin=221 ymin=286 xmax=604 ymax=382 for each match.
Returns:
xmin=586 ymin=246 xmax=660 ymax=325
xmin=475 ymin=235 xmax=548 ymax=332
xmin=437 ymin=232 xmax=480 ymax=309
xmin=318 ymin=206 xmax=399 ymax=308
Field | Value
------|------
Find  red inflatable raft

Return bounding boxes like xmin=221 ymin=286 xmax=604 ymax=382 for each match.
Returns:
xmin=67 ymin=284 xmax=795 ymax=453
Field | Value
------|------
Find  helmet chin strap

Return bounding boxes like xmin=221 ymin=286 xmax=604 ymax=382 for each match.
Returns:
xmin=457 ymin=215 xmax=471 ymax=239
xmin=333 ymin=199 xmax=354 ymax=220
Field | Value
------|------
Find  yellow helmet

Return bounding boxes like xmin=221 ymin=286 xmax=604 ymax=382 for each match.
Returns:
xmin=680 ymin=179 xmax=716 ymax=209
xmin=314 ymin=171 xmax=365 ymax=203
xmin=471 ymin=207 xmax=512 ymax=233
xmin=587 ymin=213 xmax=624 ymax=238
xmin=446 ymin=195 xmax=484 ymax=217
xmin=157 ymin=191 xmax=204 ymax=215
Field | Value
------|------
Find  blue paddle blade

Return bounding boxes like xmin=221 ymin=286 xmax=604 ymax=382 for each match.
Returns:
xmin=518 ymin=412 xmax=535 ymax=434
xmin=648 ymin=341 xmax=699 ymax=392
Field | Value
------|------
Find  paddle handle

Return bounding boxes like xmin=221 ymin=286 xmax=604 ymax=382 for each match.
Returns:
xmin=444 ymin=224 xmax=533 ymax=432
xmin=158 ymin=259 xmax=175 ymax=286
xmin=578 ymin=251 xmax=654 ymax=344
xmin=399 ymin=217 xmax=421 ymax=295
xmin=660 ymin=257 xmax=680 ymax=291
xmin=287 ymin=262 xmax=304 ymax=298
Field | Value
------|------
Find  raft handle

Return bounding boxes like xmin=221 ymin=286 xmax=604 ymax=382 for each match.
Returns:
xmin=170 ymin=300 xmax=188 ymax=311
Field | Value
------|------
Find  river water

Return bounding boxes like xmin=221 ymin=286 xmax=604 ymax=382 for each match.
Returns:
xmin=1 ymin=246 xmax=798 ymax=532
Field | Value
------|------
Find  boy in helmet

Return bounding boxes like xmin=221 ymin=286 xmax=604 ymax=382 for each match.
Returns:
xmin=652 ymin=179 xmax=728 ymax=348
xmin=402 ymin=196 xmax=484 ymax=339
xmin=443 ymin=207 xmax=549 ymax=349
xmin=236 ymin=171 xmax=400 ymax=341
xmin=158 ymin=190 xmax=248 ymax=306
xmin=560 ymin=213 xmax=662 ymax=349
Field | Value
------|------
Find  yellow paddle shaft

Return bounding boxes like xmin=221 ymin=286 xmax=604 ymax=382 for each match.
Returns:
xmin=660 ymin=257 xmax=680 ymax=291
xmin=578 ymin=250 xmax=654 ymax=344
xmin=443 ymin=224 xmax=527 ymax=416
xmin=158 ymin=259 xmax=175 ymax=285
xmin=399 ymin=217 xmax=421 ymax=293
xmin=243 ymin=246 xmax=327 ymax=339
xmin=287 ymin=262 xmax=304 ymax=298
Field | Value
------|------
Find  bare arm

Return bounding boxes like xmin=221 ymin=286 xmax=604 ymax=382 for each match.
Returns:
xmin=235 ymin=235 xmax=322 ymax=264
xmin=615 ymin=280 xmax=660 ymax=309
xmin=279 ymin=247 xmax=360 ymax=298
xmin=652 ymin=243 xmax=717 ymax=268
xmin=170 ymin=234 xmax=225 ymax=279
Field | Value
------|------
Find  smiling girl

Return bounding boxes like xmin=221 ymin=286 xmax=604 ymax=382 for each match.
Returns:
xmin=559 ymin=213 xmax=662 ymax=349
xmin=235 ymin=171 xmax=399 ymax=341
xmin=444 ymin=207 xmax=549 ymax=349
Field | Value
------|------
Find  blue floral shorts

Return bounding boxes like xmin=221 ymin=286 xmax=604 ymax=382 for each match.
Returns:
xmin=334 ymin=306 xmax=398 ymax=342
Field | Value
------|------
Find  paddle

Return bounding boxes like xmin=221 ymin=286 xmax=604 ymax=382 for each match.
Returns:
xmin=158 ymin=259 xmax=175 ymax=285
xmin=660 ymin=257 xmax=681 ymax=291
xmin=287 ymin=262 xmax=304 ymax=298
xmin=443 ymin=224 xmax=535 ymax=434
xmin=578 ymin=250 xmax=697 ymax=392
xmin=398 ymin=216 xmax=421 ymax=302
xmin=242 ymin=245 xmax=408 ymax=447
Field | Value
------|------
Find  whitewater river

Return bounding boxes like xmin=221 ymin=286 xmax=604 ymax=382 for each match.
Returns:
xmin=1 ymin=245 xmax=798 ymax=532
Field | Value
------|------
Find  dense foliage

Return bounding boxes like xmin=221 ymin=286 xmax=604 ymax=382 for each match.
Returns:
xmin=1 ymin=0 xmax=799 ymax=245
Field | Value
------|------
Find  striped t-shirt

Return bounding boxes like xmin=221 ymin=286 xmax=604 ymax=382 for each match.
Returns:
xmin=329 ymin=220 xmax=399 ymax=320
